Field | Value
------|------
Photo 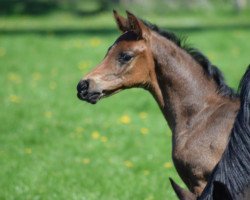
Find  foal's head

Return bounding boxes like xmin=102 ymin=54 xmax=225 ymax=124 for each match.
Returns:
xmin=77 ymin=11 xmax=155 ymax=104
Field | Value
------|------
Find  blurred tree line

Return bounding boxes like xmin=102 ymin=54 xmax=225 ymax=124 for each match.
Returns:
xmin=0 ymin=0 xmax=249 ymax=15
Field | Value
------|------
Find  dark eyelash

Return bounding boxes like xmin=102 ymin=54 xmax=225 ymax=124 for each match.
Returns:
xmin=118 ymin=52 xmax=134 ymax=64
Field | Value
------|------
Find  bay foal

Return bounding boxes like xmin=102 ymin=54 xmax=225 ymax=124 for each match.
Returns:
xmin=77 ymin=11 xmax=240 ymax=195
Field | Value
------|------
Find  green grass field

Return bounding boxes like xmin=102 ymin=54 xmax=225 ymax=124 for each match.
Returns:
xmin=0 ymin=10 xmax=250 ymax=200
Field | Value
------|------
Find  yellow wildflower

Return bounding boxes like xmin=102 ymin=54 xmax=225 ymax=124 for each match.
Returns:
xmin=91 ymin=131 xmax=100 ymax=140
xmin=82 ymin=158 xmax=90 ymax=164
xmin=90 ymin=38 xmax=101 ymax=47
xmin=207 ymin=52 xmax=217 ymax=61
xmin=139 ymin=112 xmax=148 ymax=119
xmin=44 ymin=111 xmax=52 ymax=119
xmin=101 ymin=136 xmax=108 ymax=143
xmin=49 ymin=81 xmax=57 ymax=90
xmin=75 ymin=127 xmax=84 ymax=133
xmin=231 ymin=47 xmax=240 ymax=56
xmin=24 ymin=148 xmax=32 ymax=154
xmin=32 ymin=72 xmax=42 ymax=81
xmin=0 ymin=47 xmax=6 ymax=57
xmin=163 ymin=162 xmax=173 ymax=169
xmin=143 ymin=170 xmax=150 ymax=176
xmin=140 ymin=127 xmax=149 ymax=135
xmin=119 ymin=115 xmax=131 ymax=124
xmin=50 ymin=68 xmax=58 ymax=77
xmin=71 ymin=127 xmax=83 ymax=139
xmin=124 ymin=160 xmax=134 ymax=168
xmin=78 ymin=61 xmax=91 ymax=71
xmin=8 ymin=73 xmax=22 ymax=84
xmin=9 ymin=95 xmax=22 ymax=103
xmin=145 ymin=195 xmax=154 ymax=200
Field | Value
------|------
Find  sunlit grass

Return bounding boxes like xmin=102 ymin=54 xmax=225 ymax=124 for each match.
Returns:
xmin=0 ymin=11 xmax=249 ymax=200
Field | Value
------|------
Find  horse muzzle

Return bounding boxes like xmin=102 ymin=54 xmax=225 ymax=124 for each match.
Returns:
xmin=77 ymin=79 xmax=102 ymax=104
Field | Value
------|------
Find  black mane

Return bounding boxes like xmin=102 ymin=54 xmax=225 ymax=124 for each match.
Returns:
xmin=142 ymin=20 xmax=237 ymax=98
xmin=199 ymin=65 xmax=250 ymax=199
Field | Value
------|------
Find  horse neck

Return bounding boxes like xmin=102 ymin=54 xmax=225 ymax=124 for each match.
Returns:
xmin=148 ymin=32 xmax=223 ymax=133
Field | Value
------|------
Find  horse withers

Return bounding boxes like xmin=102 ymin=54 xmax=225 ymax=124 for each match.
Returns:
xmin=77 ymin=11 xmax=240 ymax=195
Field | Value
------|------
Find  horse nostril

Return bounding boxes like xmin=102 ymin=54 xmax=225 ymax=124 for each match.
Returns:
xmin=77 ymin=79 xmax=89 ymax=93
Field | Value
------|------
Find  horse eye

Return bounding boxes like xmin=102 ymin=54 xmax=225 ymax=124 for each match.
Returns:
xmin=118 ymin=52 xmax=134 ymax=64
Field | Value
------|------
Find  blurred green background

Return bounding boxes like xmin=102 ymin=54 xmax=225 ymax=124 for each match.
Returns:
xmin=0 ymin=0 xmax=250 ymax=199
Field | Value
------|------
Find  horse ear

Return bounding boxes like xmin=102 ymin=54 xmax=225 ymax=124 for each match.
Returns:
xmin=213 ymin=181 xmax=233 ymax=200
xmin=169 ymin=178 xmax=196 ymax=200
xmin=126 ymin=10 xmax=149 ymax=39
xmin=113 ymin=10 xmax=128 ymax=32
